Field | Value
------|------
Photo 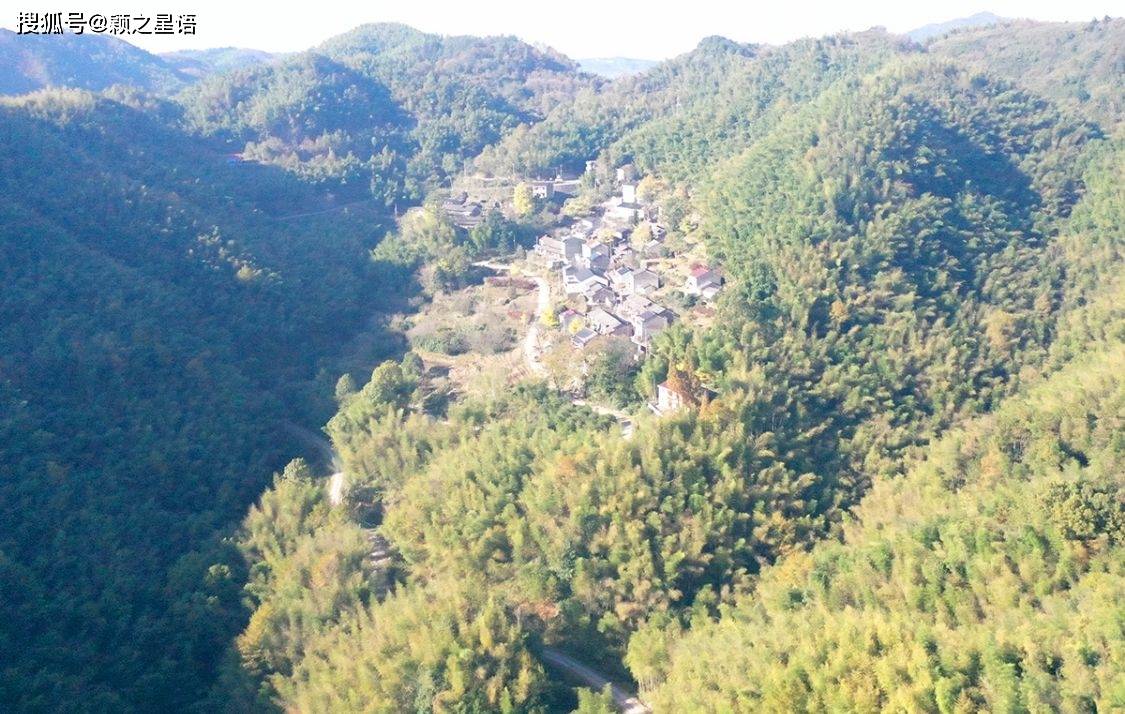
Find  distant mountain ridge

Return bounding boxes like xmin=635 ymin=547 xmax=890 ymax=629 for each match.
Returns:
xmin=905 ymin=11 xmax=1008 ymax=41
xmin=578 ymin=56 xmax=659 ymax=78
xmin=161 ymin=46 xmax=277 ymax=78
xmin=0 ymin=28 xmax=189 ymax=94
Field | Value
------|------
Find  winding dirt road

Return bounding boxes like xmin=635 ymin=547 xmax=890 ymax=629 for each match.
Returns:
xmin=540 ymin=648 xmax=651 ymax=713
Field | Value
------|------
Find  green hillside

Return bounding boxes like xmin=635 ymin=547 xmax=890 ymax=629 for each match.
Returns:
xmin=0 ymin=89 xmax=403 ymax=710
xmin=927 ymin=17 xmax=1125 ymax=129
xmin=212 ymin=39 xmax=1123 ymax=710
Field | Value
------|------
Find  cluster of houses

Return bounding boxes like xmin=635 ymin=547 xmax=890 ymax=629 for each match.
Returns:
xmin=440 ymin=193 xmax=497 ymax=229
xmin=531 ymin=177 xmax=723 ymax=354
xmin=535 ymin=228 xmax=678 ymax=351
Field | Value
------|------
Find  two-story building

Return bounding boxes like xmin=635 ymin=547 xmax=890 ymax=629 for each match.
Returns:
xmin=631 ymin=309 xmax=669 ymax=349
xmin=684 ymin=265 xmax=722 ymax=299
xmin=563 ymin=266 xmax=609 ymax=295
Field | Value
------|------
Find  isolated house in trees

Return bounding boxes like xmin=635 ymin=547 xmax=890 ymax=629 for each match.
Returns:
xmin=650 ymin=372 xmax=714 ymax=415
xmin=653 ymin=380 xmax=691 ymax=415
xmin=531 ymin=180 xmax=555 ymax=199
xmin=684 ymin=265 xmax=722 ymax=299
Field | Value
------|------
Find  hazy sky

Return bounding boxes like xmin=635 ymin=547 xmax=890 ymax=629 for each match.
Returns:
xmin=4 ymin=1 xmax=1121 ymax=58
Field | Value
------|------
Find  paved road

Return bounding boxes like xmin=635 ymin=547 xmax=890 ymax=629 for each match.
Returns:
xmin=540 ymin=648 xmax=651 ymax=713
xmin=328 ymin=471 xmax=346 ymax=506
xmin=281 ymin=421 xmax=342 ymax=472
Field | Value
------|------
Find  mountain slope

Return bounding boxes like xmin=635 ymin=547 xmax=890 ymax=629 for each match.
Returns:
xmin=1 ymin=18 xmax=1122 ymax=713
xmin=0 ymin=29 xmax=188 ymax=95
xmin=645 ymin=336 xmax=1123 ymax=712
xmin=178 ymin=24 xmax=598 ymax=201
xmin=212 ymin=43 xmax=1121 ymax=712
xmin=927 ymin=17 xmax=1125 ymax=128
xmin=639 ymin=134 xmax=1125 ymax=711
xmin=473 ymin=29 xmax=913 ymax=179
xmin=179 ymin=53 xmax=413 ymax=203
xmin=0 ymin=88 xmax=403 ymax=711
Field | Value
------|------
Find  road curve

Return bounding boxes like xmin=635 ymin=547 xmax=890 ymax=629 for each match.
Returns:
xmin=540 ymin=648 xmax=651 ymax=713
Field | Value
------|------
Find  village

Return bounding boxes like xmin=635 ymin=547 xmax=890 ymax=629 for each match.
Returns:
xmin=427 ymin=162 xmax=725 ymax=417
xmin=530 ymin=169 xmax=721 ymax=351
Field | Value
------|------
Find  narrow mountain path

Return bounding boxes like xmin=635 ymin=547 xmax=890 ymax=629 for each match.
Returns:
xmin=540 ymin=648 xmax=651 ymax=713
xmin=472 ymin=259 xmax=548 ymax=377
xmin=270 ymin=197 xmax=376 ymax=221
xmin=523 ymin=275 xmax=550 ymax=377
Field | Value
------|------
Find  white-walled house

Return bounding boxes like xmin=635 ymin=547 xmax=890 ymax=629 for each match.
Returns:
xmin=629 ymin=269 xmax=660 ymax=295
xmin=650 ymin=378 xmax=714 ymax=415
xmin=609 ymin=267 xmax=660 ymax=296
xmin=587 ymin=307 xmax=628 ymax=336
xmin=563 ymin=266 xmax=609 ymax=295
xmin=631 ymin=309 xmax=669 ymax=349
xmin=535 ymin=235 xmax=584 ymax=266
xmin=684 ymin=265 xmax=722 ymax=298
xmin=652 ymin=380 xmax=690 ymax=415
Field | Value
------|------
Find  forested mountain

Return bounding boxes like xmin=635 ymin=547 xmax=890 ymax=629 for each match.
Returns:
xmin=928 ymin=17 xmax=1125 ymax=129
xmin=178 ymin=23 xmax=598 ymax=203
xmin=647 ymin=340 xmax=1123 ymax=711
xmin=904 ymin=11 xmax=1007 ymax=42
xmin=216 ymin=23 xmax=1123 ymax=712
xmin=0 ymin=29 xmax=190 ymax=95
xmin=161 ymin=47 xmax=277 ymax=78
xmin=639 ymin=138 xmax=1125 ymax=710
xmin=179 ymin=53 xmax=415 ymax=203
xmin=0 ymin=88 xmax=406 ymax=710
xmin=1 ymin=15 xmax=1122 ymax=713
xmin=474 ymin=30 xmax=913 ymax=180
